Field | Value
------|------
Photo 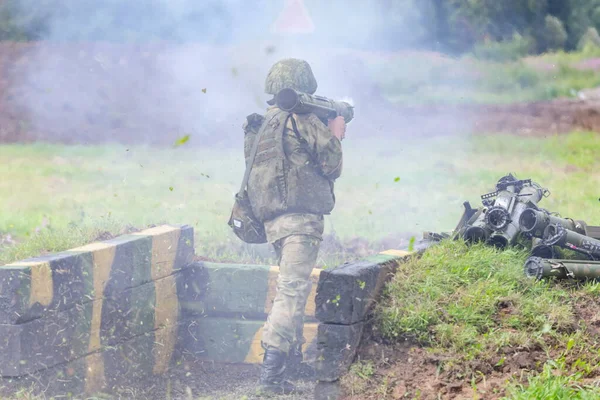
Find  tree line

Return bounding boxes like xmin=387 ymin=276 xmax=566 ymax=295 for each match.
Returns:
xmin=1 ymin=0 xmax=600 ymax=57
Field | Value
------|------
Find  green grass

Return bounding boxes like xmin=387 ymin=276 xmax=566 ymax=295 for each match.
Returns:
xmin=368 ymin=47 xmax=600 ymax=105
xmin=1 ymin=131 xmax=600 ymax=266
xmin=335 ymin=130 xmax=600 ymax=397
xmin=378 ymin=240 xmax=572 ymax=357
xmin=504 ymin=359 xmax=600 ymax=399
xmin=367 ymin=239 xmax=600 ymax=398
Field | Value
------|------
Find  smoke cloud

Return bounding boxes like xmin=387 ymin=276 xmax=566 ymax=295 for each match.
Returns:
xmin=2 ymin=0 xmax=475 ymax=255
xmin=3 ymin=0 xmax=471 ymax=146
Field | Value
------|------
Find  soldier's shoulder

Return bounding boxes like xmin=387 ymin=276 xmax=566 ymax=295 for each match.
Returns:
xmin=242 ymin=113 xmax=265 ymax=134
xmin=293 ymin=112 xmax=327 ymax=129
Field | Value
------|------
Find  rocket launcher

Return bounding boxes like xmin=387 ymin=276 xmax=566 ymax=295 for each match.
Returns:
xmin=543 ymin=223 xmax=600 ymax=260
xmin=272 ymin=87 xmax=355 ymax=125
xmin=524 ymin=256 xmax=600 ymax=281
xmin=519 ymin=208 xmax=600 ymax=240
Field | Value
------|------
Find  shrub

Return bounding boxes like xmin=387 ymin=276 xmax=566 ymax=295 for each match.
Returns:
xmin=472 ymin=33 xmax=534 ymax=62
xmin=539 ymin=15 xmax=568 ymax=52
xmin=577 ymin=26 xmax=600 ymax=50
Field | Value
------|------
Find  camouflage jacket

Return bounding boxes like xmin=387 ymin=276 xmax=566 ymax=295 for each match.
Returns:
xmin=243 ymin=106 xmax=343 ymax=242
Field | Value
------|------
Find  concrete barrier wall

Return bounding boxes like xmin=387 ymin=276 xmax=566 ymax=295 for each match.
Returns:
xmin=0 ymin=225 xmax=425 ymax=396
xmin=175 ymin=248 xmax=424 ymax=383
xmin=178 ymin=261 xmax=321 ymax=365
xmin=0 ymin=224 xmax=194 ymax=394
xmin=313 ymin=250 xmax=418 ymax=382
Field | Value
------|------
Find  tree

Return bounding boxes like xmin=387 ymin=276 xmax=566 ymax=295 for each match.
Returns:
xmin=564 ymin=0 xmax=600 ymax=49
xmin=577 ymin=26 xmax=600 ymax=49
xmin=533 ymin=15 xmax=568 ymax=52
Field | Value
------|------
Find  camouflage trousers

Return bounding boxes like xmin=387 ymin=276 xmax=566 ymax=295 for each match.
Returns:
xmin=261 ymin=234 xmax=321 ymax=354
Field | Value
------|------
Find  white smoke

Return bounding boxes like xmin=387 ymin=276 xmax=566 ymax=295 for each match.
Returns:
xmin=3 ymin=0 xmax=473 ymax=246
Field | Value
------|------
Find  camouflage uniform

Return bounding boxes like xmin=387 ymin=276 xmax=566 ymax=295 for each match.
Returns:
xmin=243 ymin=105 xmax=343 ymax=353
xmin=245 ymin=58 xmax=343 ymax=393
xmin=261 ymin=109 xmax=342 ymax=354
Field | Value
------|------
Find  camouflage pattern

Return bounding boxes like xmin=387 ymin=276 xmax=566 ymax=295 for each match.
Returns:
xmin=264 ymin=213 xmax=324 ymax=244
xmin=525 ymin=256 xmax=600 ymax=280
xmin=243 ymin=106 xmax=342 ymax=225
xmin=248 ymin=72 xmax=343 ymax=354
xmin=259 ymin=106 xmax=342 ymax=243
xmin=261 ymin=234 xmax=321 ymax=354
xmin=264 ymin=58 xmax=318 ymax=95
xmin=280 ymin=107 xmax=343 ymax=180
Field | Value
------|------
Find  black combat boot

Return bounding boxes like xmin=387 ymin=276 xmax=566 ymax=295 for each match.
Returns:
xmin=286 ymin=344 xmax=315 ymax=381
xmin=259 ymin=347 xmax=296 ymax=395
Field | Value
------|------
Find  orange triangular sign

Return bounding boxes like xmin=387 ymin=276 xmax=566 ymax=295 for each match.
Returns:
xmin=271 ymin=0 xmax=315 ymax=34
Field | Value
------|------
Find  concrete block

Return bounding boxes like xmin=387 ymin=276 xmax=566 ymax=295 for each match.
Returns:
xmin=0 ymin=224 xmax=193 ymax=325
xmin=26 ymin=318 xmax=188 ymax=396
xmin=0 ymin=269 xmax=186 ymax=376
xmin=315 ymin=252 xmax=413 ymax=325
xmin=178 ymin=317 xmax=319 ymax=365
xmin=180 ymin=262 xmax=320 ymax=319
xmin=314 ymin=322 xmax=365 ymax=382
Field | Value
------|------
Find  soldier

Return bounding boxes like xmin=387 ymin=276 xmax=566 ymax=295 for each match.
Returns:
xmin=242 ymin=58 xmax=346 ymax=394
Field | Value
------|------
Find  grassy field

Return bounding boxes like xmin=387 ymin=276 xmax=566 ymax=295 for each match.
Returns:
xmin=368 ymin=47 xmax=600 ymax=105
xmin=1 ymin=133 xmax=600 ymax=398
xmin=343 ymin=239 xmax=600 ymax=399
xmin=2 ymin=125 xmax=600 ymax=399
xmin=1 ymin=130 xmax=600 ymax=267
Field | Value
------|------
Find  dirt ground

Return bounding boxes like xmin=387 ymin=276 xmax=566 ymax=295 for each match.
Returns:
xmin=336 ymin=291 xmax=600 ymax=400
xmin=0 ymin=360 xmax=317 ymax=400
xmin=338 ymin=326 xmax=537 ymax=400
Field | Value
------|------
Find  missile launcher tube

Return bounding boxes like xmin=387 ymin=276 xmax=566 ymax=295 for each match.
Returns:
xmin=524 ymin=256 xmax=600 ymax=280
xmin=519 ymin=208 xmax=588 ymax=238
xmin=543 ymin=224 xmax=600 ymax=260
xmin=487 ymin=185 xmax=546 ymax=249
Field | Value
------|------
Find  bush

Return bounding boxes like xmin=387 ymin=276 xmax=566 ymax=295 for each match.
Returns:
xmin=539 ymin=15 xmax=568 ymax=52
xmin=472 ymin=33 xmax=534 ymax=62
xmin=577 ymin=26 xmax=600 ymax=50
xmin=564 ymin=0 xmax=600 ymax=49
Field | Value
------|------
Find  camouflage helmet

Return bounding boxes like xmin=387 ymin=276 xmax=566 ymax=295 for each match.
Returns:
xmin=264 ymin=58 xmax=318 ymax=95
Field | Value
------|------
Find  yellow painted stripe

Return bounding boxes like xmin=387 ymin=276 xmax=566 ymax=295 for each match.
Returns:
xmin=380 ymin=249 xmax=413 ymax=257
xmin=302 ymin=323 xmax=319 ymax=363
xmin=264 ymin=267 xmax=321 ymax=317
xmin=244 ymin=322 xmax=319 ymax=364
xmin=244 ymin=325 xmax=266 ymax=364
xmin=130 ymin=225 xmax=181 ymax=238
xmin=29 ymin=262 xmax=53 ymax=307
xmin=150 ymin=227 xmax=181 ymax=375
xmin=70 ymin=241 xmax=116 ymax=252
xmin=84 ymin=242 xmax=116 ymax=394
xmin=305 ymin=268 xmax=321 ymax=317
xmin=9 ymin=260 xmax=46 ymax=267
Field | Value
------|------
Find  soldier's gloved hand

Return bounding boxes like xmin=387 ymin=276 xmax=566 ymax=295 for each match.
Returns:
xmin=327 ymin=116 xmax=346 ymax=141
